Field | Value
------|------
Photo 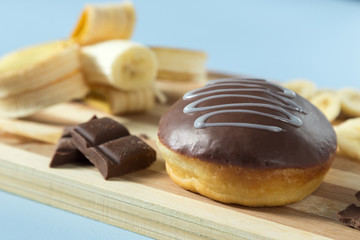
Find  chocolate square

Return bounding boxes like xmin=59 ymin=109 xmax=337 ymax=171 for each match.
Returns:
xmin=71 ymin=117 xmax=156 ymax=179
xmin=50 ymin=127 xmax=88 ymax=167
xmin=75 ymin=117 xmax=130 ymax=146
xmin=98 ymin=136 xmax=156 ymax=178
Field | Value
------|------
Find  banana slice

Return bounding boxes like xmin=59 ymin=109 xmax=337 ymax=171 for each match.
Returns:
xmin=335 ymin=118 xmax=360 ymax=161
xmin=0 ymin=71 xmax=89 ymax=118
xmin=71 ymin=1 xmax=136 ymax=46
xmin=282 ymin=79 xmax=316 ymax=99
xmin=80 ymin=40 xmax=157 ymax=91
xmin=338 ymin=88 xmax=360 ymax=117
xmin=85 ymin=85 xmax=154 ymax=114
xmin=150 ymin=47 xmax=207 ymax=82
xmin=310 ymin=90 xmax=341 ymax=122
xmin=0 ymin=41 xmax=80 ymax=98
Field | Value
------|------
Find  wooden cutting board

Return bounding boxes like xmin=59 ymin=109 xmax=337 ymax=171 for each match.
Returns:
xmin=0 ymin=77 xmax=359 ymax=240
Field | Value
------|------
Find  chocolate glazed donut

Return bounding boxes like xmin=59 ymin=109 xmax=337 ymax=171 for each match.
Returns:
xmin=157 ymin=78 xmax=337 ymax=207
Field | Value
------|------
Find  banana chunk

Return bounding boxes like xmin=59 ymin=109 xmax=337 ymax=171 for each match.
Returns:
xmin=310 ymin=90 xmax=341 ymax=122
xmin=0 ymin=41 xmax=80 ymax=98
xmin=282 ymin=79 xmax=317 ymax=99
xmin=0 ymin=71 xmax=89 ymax=118
xmin=85 ymin=85 xmax=154 ymax=115
xmin=71 ymin=1 xmax=136 ymax=46
xmin=339 ymin=88 xmax=360 ymax=117
xmin=151 ymin=47 xmax=207 ymax=82
xmin=335 ymin=118 xmax=360 ymax=161
xmin=80 ymin=40 xmax=157 ymax=91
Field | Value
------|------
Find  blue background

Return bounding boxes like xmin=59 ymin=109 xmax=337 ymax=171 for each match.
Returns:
xmin=1 ymin=0 xmax=360 ymax=239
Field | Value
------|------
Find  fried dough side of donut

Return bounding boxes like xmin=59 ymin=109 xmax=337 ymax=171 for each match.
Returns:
xmin=157 ymin=139 xmax=334 ymax=207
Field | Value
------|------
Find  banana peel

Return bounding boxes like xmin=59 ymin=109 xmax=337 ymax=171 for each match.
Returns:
xmin=0 ymin=71 xmax=89 ymax=118
xmin=71 ymin=1 xmax=136 ymax=46
xmin=0 ymin=40 xmax=80 ymax=98
xmin=0 ymin=118 xmax=62 ymax=144
xmin=151 ymin=46 xmax=207 ymax=82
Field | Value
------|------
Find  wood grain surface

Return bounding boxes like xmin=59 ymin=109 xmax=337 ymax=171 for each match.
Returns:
xmin=0 ymin=78 xmax=359 ymax=240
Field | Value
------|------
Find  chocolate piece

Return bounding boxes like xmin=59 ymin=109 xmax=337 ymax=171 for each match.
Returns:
xmin=98 ymin=136 xmax=156 ymax=178
xmin=139 ymin=133 xmax=150 ymax=140
xmin=355 ymin=191 xmax=360 ymax=202
xmin=50 ymin=127 xmax=88 ymax=167
xmin=75 ymin=117 xmax=130 ymax=145
xmin=338 ymin=204 xmax=360 ymax=230
xmin=71 ymin=117 xmax=156 ymax=179
xmin=158 ymin=78 xmax=337 ymax=169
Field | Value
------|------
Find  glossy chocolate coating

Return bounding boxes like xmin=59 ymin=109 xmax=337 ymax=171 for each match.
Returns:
xmin=71 ymin=117 xmax=156 ymax=179
xmin=98 ymin=136 xmax=156 ymax=178
xmin=50 ymin=127 xmax=88 ymax=167
xmin=356 ymin=191 xmax=360 ymax=202
xmin=75 ymin=117 xmax=130 ymax=146
xmin=158 ymin=78 xmax=337 ymax=169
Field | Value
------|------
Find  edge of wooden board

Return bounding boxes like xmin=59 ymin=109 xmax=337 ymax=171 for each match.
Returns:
xmin=0 ymin=143 xmax=332 ymax=240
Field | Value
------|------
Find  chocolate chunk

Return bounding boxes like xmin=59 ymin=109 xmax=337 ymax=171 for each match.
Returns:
xmin=76 ymin=117 xmax=129 ymax=146
xmin=355 ymin=191 xmax=360 ymax=202
xmin=49 ymin=127 xmax=88 ymax=167
xmin=61 ymin=126 xmax=73 ymax=138
xmin=139 ymin=133 xmax=150 ymax=140
xmin=71 ymin=117 xmax=156 ymax=179
xmin=98 ymin=136 xmax=156 ymax=178
xmin=338 ymin=204 xmax=360 ymax=230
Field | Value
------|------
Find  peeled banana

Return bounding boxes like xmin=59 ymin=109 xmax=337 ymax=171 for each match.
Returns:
xmin=0 ymin=41 xmax=80 ymax=98
xmin=85 ymin=85 xmax=154 ymax=114
xmin=80 ymin=40 xmax=157 ymax=90
xmin=151 ymin=47 xmax=207 ymax=82
xmin=71 ymin=1 xmax=136 ymax=46
xmin=0 ymin=71 xmax=89 ymax=118
xmin=338 ymin=88 xmax=360 ymax=117
xmin=335 ymin=118 xmax=360 ymax=161
xmin=310 ymin=90 xmax=341 ymax=122
xmin=282 ymin=79 xmax=317 ymax=99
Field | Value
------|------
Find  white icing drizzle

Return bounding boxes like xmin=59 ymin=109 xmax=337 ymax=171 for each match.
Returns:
xmin=183 ymin=78 xmax=306 ymax=132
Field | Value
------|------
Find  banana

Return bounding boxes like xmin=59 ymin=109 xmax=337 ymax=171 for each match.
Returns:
xmin=338 ymin=88 xmax=360 ymax=117
xmin=0 ymin=118 xmax=62 ymax=144
xmin=71 ymin=1 xmax=136 ymax=46
xmin=153 ymin=83 xmax=167 ymax=104
xmin=150 ymin=47 xmax=207 ymax=82
xmin=80 ymin=40 xmax=157 ymax=91
xmin=282 ymin=79 xmax=317 ymax=99
xmin=309 ymin=90 xmax=341 ymax=122
xmin=85 ymin=85 xmax=154 ymax=114
xmin=0 ymin=71 xmax=89 ymax=118
xmin=335 ymin=118 xmax=360 ymax=161
xmin=0 ymin=41 xmax=80 ymax=98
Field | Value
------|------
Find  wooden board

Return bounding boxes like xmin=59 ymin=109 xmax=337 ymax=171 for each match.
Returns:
xmin=1 ymin=78 xmax=360 ymax=240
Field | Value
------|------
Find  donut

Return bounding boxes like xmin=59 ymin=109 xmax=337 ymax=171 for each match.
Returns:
xmin=157 ymin=78 xmax=337 ymax=207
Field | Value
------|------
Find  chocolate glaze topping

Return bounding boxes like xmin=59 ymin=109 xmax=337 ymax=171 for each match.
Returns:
xmin=158 ymin=78 xmax=337 ymax=169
